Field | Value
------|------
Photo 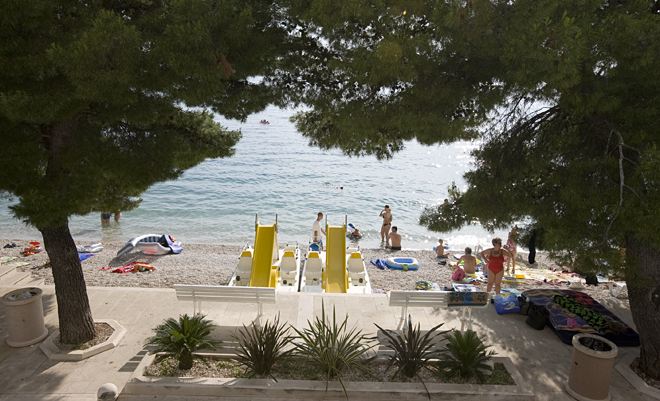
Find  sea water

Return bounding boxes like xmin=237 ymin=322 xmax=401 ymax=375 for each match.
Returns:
xmin=0 ymin=106 xmax=507 ymax=250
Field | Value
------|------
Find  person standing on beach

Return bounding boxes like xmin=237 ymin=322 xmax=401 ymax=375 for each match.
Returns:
xmin=311 ymin=212 xmax=325 ymax=250
xmin=379 ymin=205 xmax=393 ymax=246
xmin=480 ymin=237 xmax=513 ymax=295
xmin=389 ymin=226 xmax=402 ymax=250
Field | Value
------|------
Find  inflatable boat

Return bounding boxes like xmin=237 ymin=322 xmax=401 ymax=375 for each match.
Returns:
xmin=117 ymin=234 xmax=183 ymax=257
xmin=384 ymin=257 xmax=419 ymax=271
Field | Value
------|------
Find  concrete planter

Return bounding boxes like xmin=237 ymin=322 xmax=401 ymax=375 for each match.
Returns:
xmin=122 ymin=354 xmax=534 ymax=401
xmin=39 ymin=319 xmax=126 ymax=361
xmin=1 ymin=287 xmax=48 ymax=347
xmin=567 ymin=333 xmax=618 ymax=401
xmin=615 ymin=353 xmax=660 ymax=400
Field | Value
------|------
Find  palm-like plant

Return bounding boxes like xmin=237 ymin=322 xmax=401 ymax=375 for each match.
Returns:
xmin=147 ymin=314 xmax=220 ymax=370
xmin=440 ymin=330 xmax=495 ymax=382
xmin=292 ymin=304 xmax=374 ymax=397
xmin=376 ymin=317 xmax=447 ymax=379
xmin=234 ymin=315 xmax=293 ymax=378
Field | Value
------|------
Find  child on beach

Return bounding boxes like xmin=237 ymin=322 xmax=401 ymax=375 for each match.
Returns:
xmin=458 ymin=247 xmax=477 ymax=275
xmin=434 ymin=239 xmax=447 ymax=258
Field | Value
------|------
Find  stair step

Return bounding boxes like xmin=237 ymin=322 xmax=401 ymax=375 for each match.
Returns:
xmin=0 ymin=262 xmax=30 ymax=278
xmin=0 ymin=269 xmax=32 ymax=286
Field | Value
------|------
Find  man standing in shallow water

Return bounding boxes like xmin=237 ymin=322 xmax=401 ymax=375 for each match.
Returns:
xmin=379 ymin=205 xmax=393 ymax=246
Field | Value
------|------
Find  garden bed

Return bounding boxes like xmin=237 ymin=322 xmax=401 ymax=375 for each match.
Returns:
xmin=123 ymin=353 xmax=534 ymax=401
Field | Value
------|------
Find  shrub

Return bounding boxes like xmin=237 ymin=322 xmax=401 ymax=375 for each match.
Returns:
xmin=147 ymin=314 xmax=219 ymax=370
xmin=440 ymin=330 xmax=495 ymax=382
xmin=376 ymin=317 xmax=447 ymax=379
xmin=292 ymin=304 xmax=374 ymax=396
xmin=234 ymin=315 xmax=293 ymax=378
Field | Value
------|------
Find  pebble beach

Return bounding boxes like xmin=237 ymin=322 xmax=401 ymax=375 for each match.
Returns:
xmin=0 ymin=238 xmax=625 ymax=303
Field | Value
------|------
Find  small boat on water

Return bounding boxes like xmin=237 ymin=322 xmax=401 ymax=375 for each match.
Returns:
xmin=116 ymin=234 xmax=183 ymax=257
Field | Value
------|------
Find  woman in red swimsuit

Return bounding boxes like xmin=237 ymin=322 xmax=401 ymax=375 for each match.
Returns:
xmin=480 ymin=237 xmax=513 ymax=295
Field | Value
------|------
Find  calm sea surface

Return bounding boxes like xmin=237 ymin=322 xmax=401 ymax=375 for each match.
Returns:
xmin=0 ymin=106 xmax=507 ymax=250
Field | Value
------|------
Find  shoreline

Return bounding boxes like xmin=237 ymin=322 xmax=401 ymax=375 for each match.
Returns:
xmin=0 ymin=239 xmax=624 ymax=304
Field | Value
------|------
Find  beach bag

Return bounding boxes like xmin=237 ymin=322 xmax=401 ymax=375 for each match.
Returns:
xmin=494 ymin=292 xmax=520 ymax=314
xmin=526 ymin=303 xmax=548 ymax=330
xmin=451 ymin=268 xmax=466 ymax=282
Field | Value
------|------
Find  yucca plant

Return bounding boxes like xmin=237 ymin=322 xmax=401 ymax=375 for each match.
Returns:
xmin=376 ymin=317 xmax=447 ymax=379
xmin=440 ymin=330 xmax=495 ymax=382
xmin=147 ymin=314 xmax=220 ymax=370
xmin=234 ymin=315 xmax=293 ymax=378
xmin=292 ymin=304 xmax=374 ymax=397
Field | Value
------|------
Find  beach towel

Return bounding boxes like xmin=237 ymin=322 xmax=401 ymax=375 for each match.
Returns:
xmin=521 ymin=289 xmax=639 ymax=346
xmin=78 ymin=253 xmax=95 ymax=262
xmin=100 ymin=261 xmax=157 ymax=274
xmin=494 ymin=292 xmax=521 ymax=314
xmin=370 ymin=259 xmax=388 ymax=270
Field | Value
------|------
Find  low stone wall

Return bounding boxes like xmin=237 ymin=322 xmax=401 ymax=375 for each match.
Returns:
xmin=121 ymin=354 xmax=534 ymax=401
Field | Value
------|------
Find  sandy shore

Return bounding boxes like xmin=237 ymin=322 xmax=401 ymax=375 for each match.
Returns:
xmin=0 ymin=238 xmax=622 ymax=302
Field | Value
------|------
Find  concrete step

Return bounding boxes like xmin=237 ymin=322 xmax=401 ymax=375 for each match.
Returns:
xmin=14 ymin=274 xmax=43 ymax=287
xmin=0 ymin=269 xmax=32 ymax=286
xmin=0 ymin=262 xmax=30 ymax=278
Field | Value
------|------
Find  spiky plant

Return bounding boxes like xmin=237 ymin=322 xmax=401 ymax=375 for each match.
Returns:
xmin=440 ymin=330 xmax=495 ymax=382
xmin=234 ymin=315 xmax=293 ymax=378
xmin=292 ymin=304 xmax=374 ymax=397
xmin=376 ymin=317 xmax=447 ymax=379
xmin=147 ymin=314 xmax=220 ymax=370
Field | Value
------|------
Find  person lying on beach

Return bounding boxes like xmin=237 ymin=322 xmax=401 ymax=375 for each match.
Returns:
xmin=389 ymin=226 xmax=402 ymax=251
xmin=458 ymin=247 xmax=477 ymax=275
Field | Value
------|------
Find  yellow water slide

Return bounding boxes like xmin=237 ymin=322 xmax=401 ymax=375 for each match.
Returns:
xmin=324 ymin=225 xmax=348 ymax=293
xmin=249 ymin=224 xmax=279 ymax=287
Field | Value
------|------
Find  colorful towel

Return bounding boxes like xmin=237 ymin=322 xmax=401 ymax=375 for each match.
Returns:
xmin=100 ymin=261 xmax=157 ymax=274
xmin=522 ymin=289 xmax=639 ymax=346
xmin=370 ymin=259 xmax=388 ymax=270
xmin=78 ymin=253 xmax=95 ymax=262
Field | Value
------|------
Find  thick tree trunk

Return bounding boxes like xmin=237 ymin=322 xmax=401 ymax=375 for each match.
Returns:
xmin=40 ymin=223 xmax=96 ymax=344
xmin=625 ymin=234 xmax=660 ymax=380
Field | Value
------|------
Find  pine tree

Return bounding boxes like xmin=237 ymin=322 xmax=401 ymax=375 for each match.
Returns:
xmin=286 ymin=0 xmax=660 ymax=379
xmin=0 ymin=0 xmax=292 ymax=344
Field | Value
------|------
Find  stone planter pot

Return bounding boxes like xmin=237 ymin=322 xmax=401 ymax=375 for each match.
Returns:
xmin=567 ymin=333 xmax=618 ymax=401
xmin=1 ymin=287 xmax=48 ymax=347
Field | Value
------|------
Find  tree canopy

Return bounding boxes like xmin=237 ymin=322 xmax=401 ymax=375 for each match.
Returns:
xmin=0 ymin=0 xmax=296 ymax=343
xmin=284 ymin=0 xmax=660 ymax=378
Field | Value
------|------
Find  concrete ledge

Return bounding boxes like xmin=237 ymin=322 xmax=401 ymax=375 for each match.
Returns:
xmin=39 ymin=319 xmax=126 ymax=361
xmin=616 ymin=353 xmax=660 ymax=400
xmin=122 ymin=354 xmax=534 ymax=401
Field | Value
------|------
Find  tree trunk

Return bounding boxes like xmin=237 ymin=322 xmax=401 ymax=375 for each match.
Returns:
xmin=625 ymin=234 xmax=660 ymax=380
xmin=40 ymin=223 xmax=96 ymax=344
